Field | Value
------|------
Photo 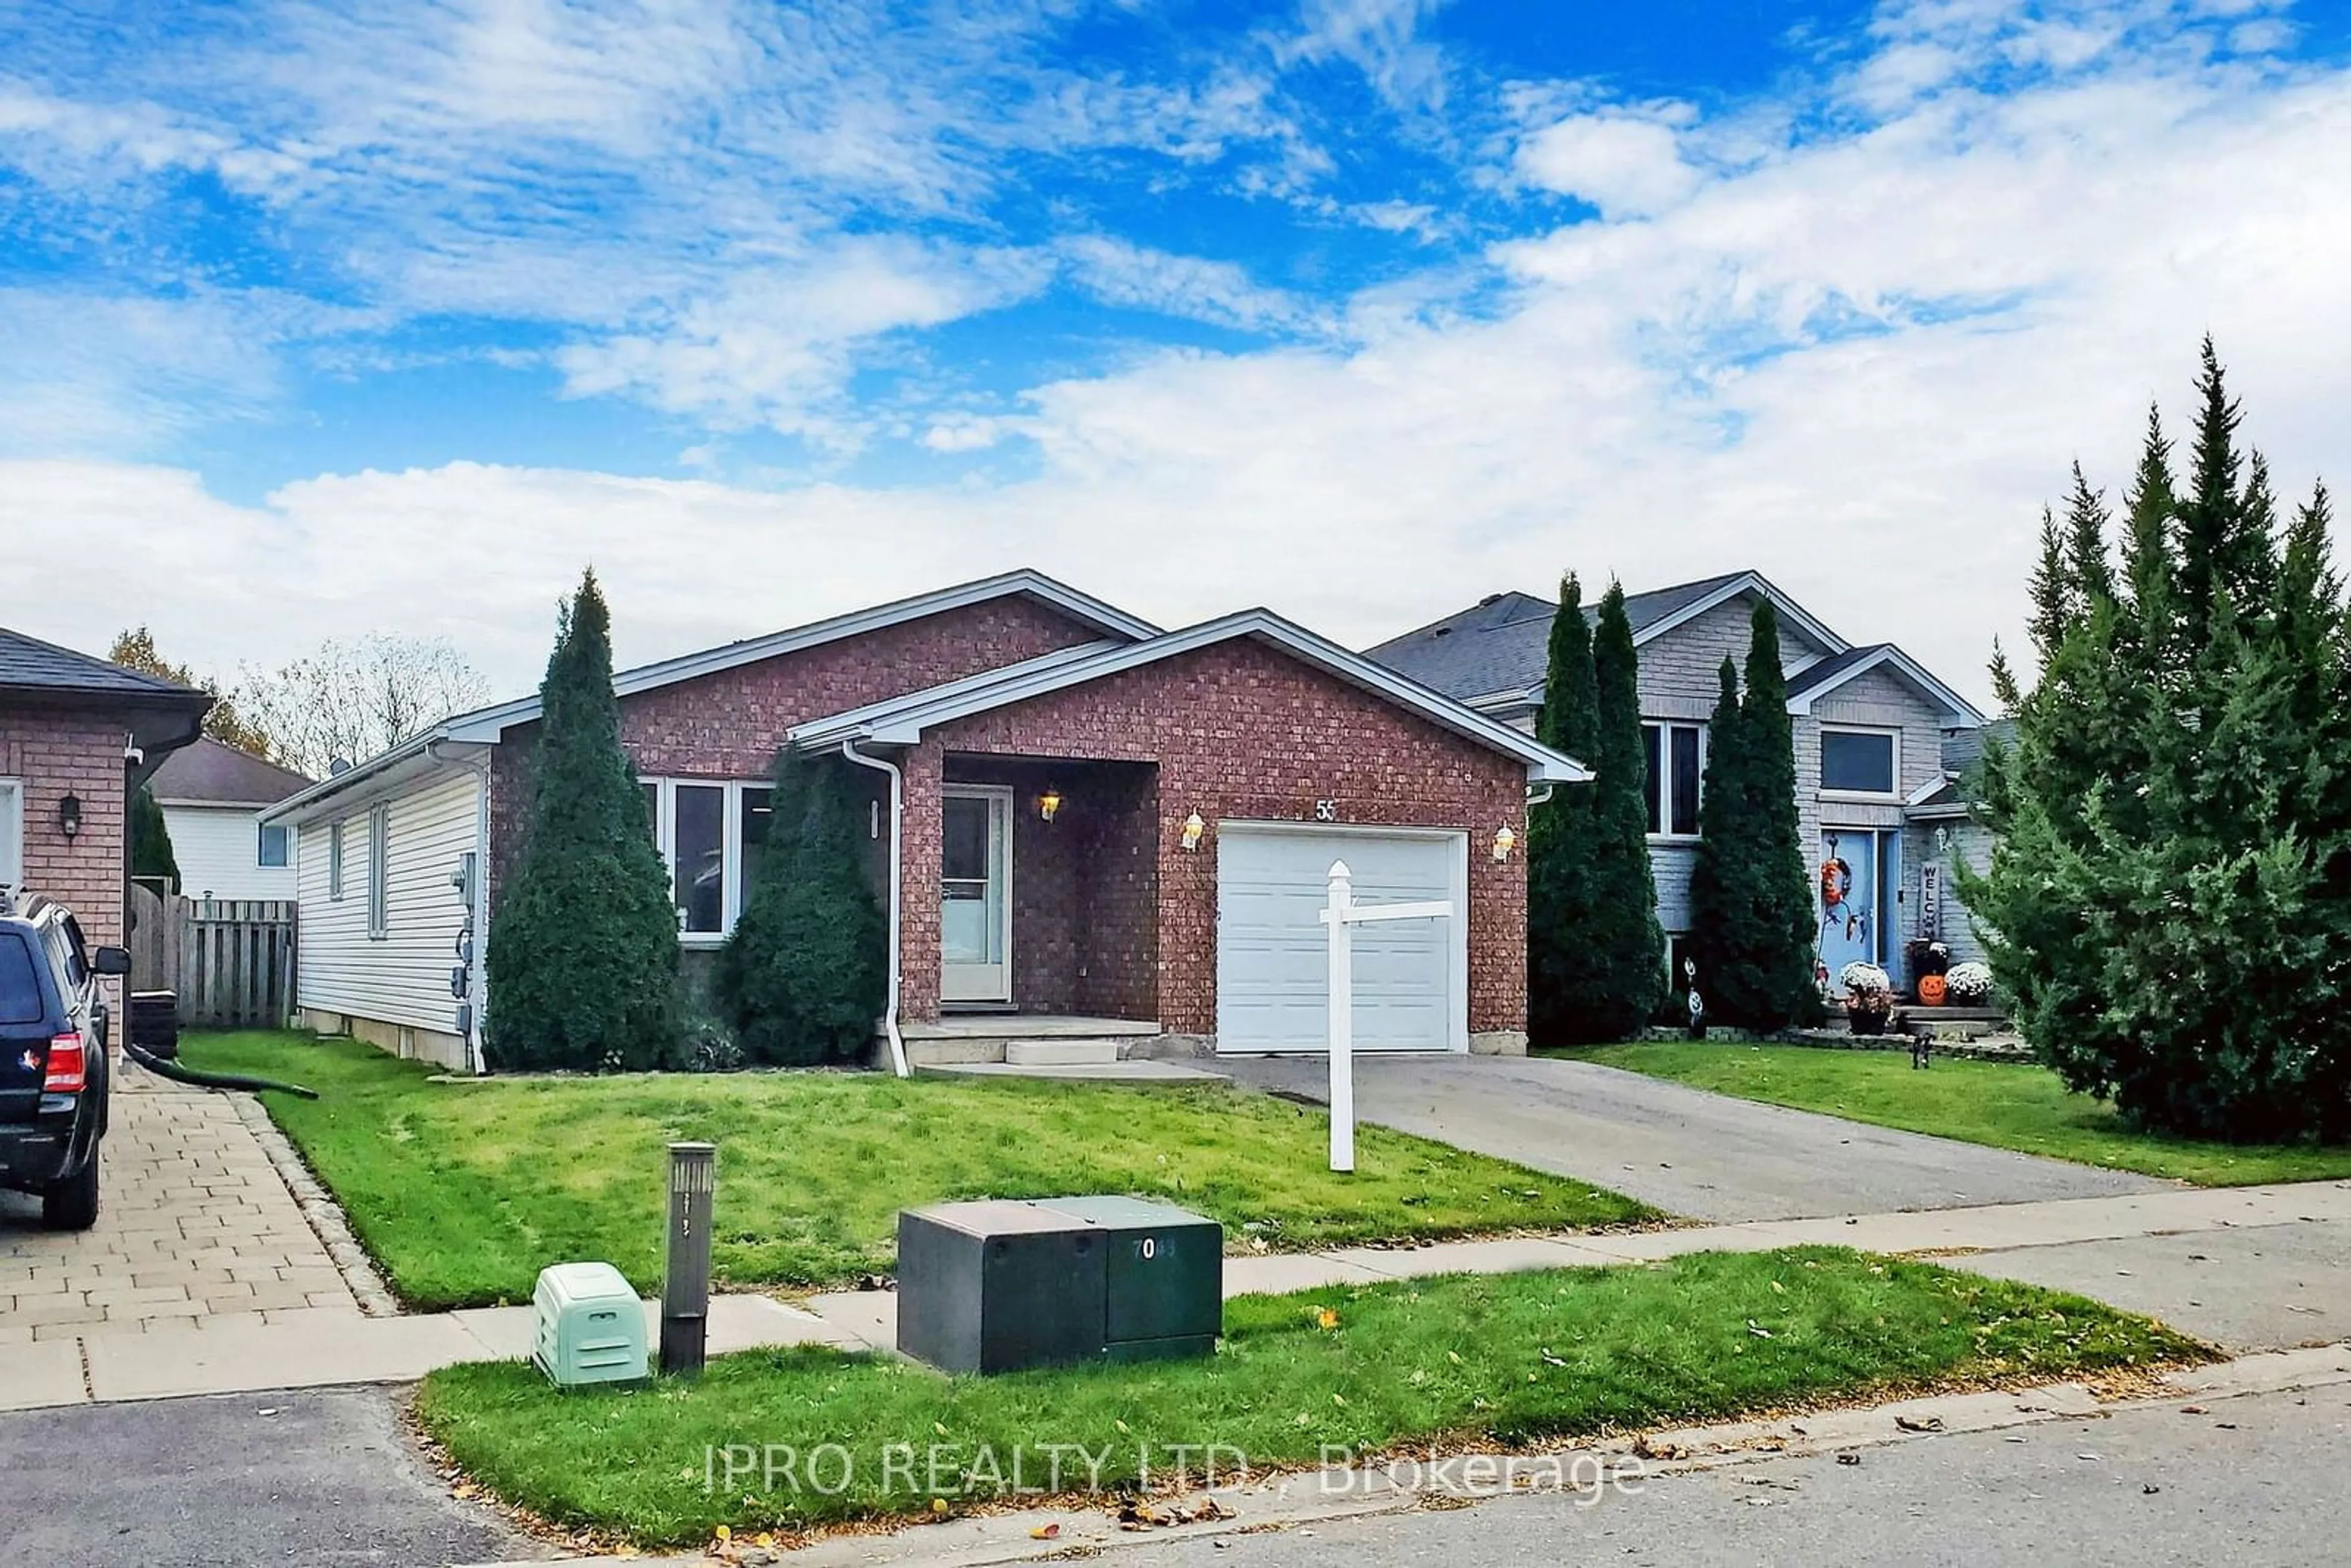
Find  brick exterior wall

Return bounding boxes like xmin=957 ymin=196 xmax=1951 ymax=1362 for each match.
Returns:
xmin=486 ymin=597 xmax=1104 ymax=907
xmin=898 ymin=637 xmax=1529 ymax=1036
xmin=0 ymin=708 xmax=133 ymax=1015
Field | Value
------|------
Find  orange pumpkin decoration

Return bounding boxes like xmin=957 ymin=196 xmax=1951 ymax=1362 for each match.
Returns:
xmin=1918 ymin=973 xmax=1948 ymax=1006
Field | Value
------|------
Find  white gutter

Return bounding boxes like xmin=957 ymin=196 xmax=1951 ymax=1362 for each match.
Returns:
xmin=839 ymin=740 xmax=910 ymax=1079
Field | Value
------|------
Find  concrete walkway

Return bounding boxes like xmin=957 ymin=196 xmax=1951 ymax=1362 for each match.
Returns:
xmin=8 ymin=1176 xmax=2348 ymax=1412
xmin=1216 ymin=1052 xmax=2170 ymax=1220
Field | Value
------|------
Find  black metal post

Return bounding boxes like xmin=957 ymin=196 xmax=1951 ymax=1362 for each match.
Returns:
xmin=660 ymin=1141 xmax=715 ymax=1378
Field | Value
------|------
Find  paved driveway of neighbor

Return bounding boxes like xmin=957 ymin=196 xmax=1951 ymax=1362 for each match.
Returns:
xmin=1217 ymin=1052 xmax=2171 ymax=1221
xmin=0 ymin=1066 xmax=358 ymax=1351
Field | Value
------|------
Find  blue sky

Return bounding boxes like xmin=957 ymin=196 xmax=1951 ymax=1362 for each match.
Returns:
xmin=4 ymin=0 xmax=2349 ymax=697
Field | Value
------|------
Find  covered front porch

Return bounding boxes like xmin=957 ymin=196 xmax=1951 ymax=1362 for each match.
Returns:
xmin=914 ymin=751 xmax=1162 ymax=1030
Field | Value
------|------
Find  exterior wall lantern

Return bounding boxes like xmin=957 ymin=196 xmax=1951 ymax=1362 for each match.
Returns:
xmin=58 ymin=792 xmax=83 ymax=841
xmin=1179 ymin=812 xmax=1205 ymax=852
xmin=1491 ymin=824 xmax=1517 ymax=862
xmin=1038 ymin=787 xmax=1063 ymax=823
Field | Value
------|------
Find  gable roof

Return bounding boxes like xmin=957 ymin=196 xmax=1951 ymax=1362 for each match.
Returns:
xmin=0 ymin=626 xmax=207 ymax=703
xmin=148 ymin=737 xmax=314 ymax=808
xmin=791 ymin=610 xmax=1592 ymax=783
xmin=266 ymin=569 xmax=1159 ymax=823
xmin=440 ymin=568 xmax=1158 ymax=745
xmin=1367 ymin=570 xmax=1849 ymax=707
xmin=1785 ymin=643 xmax=1986 ymax=727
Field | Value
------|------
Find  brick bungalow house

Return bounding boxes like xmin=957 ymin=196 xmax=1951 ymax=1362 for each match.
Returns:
xmin=263 ymin=571 xmax=1584 ymax=1073
xmin=0 ymin=628 xmax=212 ymax=1008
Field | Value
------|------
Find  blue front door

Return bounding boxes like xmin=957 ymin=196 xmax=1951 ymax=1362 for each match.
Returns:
xmin=1818 ymin=830 xmax=1885 ymax=988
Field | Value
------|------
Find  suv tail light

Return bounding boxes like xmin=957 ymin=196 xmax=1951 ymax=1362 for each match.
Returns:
xmin=43 ymin=1032 xmax=86 ymax=1093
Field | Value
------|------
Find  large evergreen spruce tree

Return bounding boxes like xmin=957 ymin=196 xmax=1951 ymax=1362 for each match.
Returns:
xmin=1970 ymin=340 xmax=2350 ymax=1141
xmin=1687 ymin=601 xmax=1822 ymax=1029
xmin=721 ymin=746 xmax=888 ymax=1065
xmin=484 ymin=571 xmax=681 ymax=1071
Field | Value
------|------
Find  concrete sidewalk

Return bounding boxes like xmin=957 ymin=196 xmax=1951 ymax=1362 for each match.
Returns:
xmin=7 ymin=1176 xmax=2347 ymax=1413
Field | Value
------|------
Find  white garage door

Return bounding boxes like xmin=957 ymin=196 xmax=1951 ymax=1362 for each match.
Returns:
xmin=1215 ymin=823 xmax=1466 ymax=1054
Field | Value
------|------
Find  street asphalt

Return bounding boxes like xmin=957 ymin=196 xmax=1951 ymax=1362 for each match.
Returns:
xmin=0 ymin=1385 xmax=541 ymax=1567
xmin=1109 ymin=1381 xmax=2351 ymax=1567
xmin=1217 ymin=1051 xmax=2170 ymax=1220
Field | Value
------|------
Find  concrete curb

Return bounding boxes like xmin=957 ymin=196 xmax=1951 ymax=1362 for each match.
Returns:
xmin=229 ymin=1090 xmax=400 ymax=1318
xmin=501 ymin=1341 xmax=2351 ymax=1568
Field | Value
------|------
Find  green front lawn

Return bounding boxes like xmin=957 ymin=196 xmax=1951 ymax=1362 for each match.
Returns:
xmin=416 ymin=1247 xmax=2207 ymax=1545
xmin=185 ymin=1032 xmax=1649 ymax=1309
xmin=1566 ymin=1042 xmax=2351 ymax=1186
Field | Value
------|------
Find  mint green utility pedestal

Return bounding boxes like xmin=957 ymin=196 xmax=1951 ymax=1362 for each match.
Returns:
xmin=531 ymin=1262 xmax=648 ymax=1389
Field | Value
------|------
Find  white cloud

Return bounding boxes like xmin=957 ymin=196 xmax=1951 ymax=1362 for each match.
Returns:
xmin=1513 ymin=110 xmax=1702 ymax=218
xmin=1284 ymin=0 xmax=1451 ymax=112
xmin=3 ymin=0 xmax=2348 ymax=719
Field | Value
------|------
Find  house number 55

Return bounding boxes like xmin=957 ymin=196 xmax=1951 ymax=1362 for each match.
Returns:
xmin=1314 ymin=799 xmax=1338 ymax=822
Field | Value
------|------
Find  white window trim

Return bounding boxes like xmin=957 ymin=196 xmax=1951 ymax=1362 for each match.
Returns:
xmin=328 ymin=820 xmax=345 ymax=901
xmin=366 ymin=804 xmax=391 ymax=940
xmin=1643 ymin=721 xmax=1708 ymax=842
xmin=642 ymin=777 xmax=771 ymax=947
xmin=257 ymin=820 xmax=291 ymax=869
xmin=1817 ymin=723 xmax=1903 ymax=802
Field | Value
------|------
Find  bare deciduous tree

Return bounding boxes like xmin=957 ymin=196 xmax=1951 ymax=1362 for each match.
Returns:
xmin=238 ymin=636 xmax=491 ymax=778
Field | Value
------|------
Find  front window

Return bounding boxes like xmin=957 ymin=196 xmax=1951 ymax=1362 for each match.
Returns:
xmin=258 ymin=823 xmax=291 ymax=868
xmin=1820 ymin=727 xmax=1899 ymax=796
xmin=641 ymin=778 xmax=783 ymax=942
xmin=1641 ymin=722 xmax=1705 ymax=838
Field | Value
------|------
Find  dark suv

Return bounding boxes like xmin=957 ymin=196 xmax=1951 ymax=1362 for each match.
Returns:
xmin=0 ymin=891 xmax=130 ymax=1231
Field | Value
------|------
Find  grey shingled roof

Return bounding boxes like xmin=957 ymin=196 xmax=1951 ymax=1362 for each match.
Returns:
xmin=0 ymin=626 xmax=204 ymax=701
xmin=148 ymin=736 xmax=313 ymax=806
xmin=1367 ymin=571 xmax=1752 ymax=702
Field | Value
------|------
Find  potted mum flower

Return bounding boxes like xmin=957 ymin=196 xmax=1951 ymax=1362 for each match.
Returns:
xmin=1945 ymin=961 xmax=1993 ymax=1006
xmin=1839 ymin=961 xmax=1894 ymax=1034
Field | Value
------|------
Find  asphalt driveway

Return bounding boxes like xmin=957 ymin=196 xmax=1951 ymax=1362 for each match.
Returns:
xmin=1217 ymin=1052 xmax=2170 ymax=1221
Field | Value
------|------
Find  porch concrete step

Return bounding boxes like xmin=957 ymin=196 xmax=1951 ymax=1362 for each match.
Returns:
xmin=1003 ymin=1038 xmax=1126 ymax=1067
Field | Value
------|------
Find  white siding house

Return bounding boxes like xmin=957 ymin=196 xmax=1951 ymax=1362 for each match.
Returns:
xmin=145 ymin=737 xmax=312 ymax=901
xmin=279 ymin=756 xmax=487 ymax=1071
xmin=157 ymin=804 xmax=297 ymax=901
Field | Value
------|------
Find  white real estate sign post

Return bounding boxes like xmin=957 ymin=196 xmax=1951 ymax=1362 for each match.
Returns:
xmin=1318 ymin=858 xmax=1455 ymax=1173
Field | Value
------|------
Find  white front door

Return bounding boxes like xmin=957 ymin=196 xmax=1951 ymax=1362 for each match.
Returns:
xmin=1215 ymin=823 xmax=1467 ymax=1054
xmin=940 ymin=786 xmax=1013 ymax=1003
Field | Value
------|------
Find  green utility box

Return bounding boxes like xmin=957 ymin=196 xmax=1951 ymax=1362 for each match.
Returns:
xmin=531 ymin=1262 xmax=648 ymax=1389
xmin=896 ymin=1196 xmax=1222 ymax=1374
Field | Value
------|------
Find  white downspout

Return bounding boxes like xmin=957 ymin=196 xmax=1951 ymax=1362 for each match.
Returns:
xmin=840 ymin=739 xmax=911 ymax=1079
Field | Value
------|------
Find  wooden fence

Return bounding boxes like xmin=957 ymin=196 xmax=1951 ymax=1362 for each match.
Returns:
xmin=127 ymin=885 xmax=298 ymax=1028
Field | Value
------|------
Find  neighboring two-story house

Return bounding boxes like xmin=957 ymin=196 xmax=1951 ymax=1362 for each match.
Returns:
xmin=1368 ymin=571 xmax=1989 ymax=994
xmin=145 ymin=737 xmax=313 ymax=901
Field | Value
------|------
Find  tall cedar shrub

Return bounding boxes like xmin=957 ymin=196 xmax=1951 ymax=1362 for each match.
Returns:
xmin=1527 ymin=578 xmax=1663 ymax=1041
xmin=720 ymin=746 xmax=888 ymax=1065
xmin=1738 ymin=600 xmax=1825 ymax=1027
xmin=1526 ymin=574 xmax=1599 ymax=1045
xmin=1582 ymin=583 xmax=1667 ymax=1035
xmin=130 ymin=782 xmax=179 ymax=888
xmin=484 ymin=571 xmax=681 ymax=1071
xmin=1967 ymin=340 xmax=2351 ymax=1141
xmin=1687 ymin=601 xmax=1823 ymax=1029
